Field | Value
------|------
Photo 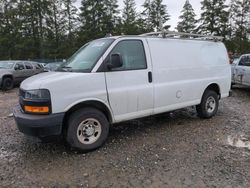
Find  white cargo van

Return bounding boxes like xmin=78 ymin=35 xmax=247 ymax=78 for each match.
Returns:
xmin=13 ymin=31 xmax=231 ymax=151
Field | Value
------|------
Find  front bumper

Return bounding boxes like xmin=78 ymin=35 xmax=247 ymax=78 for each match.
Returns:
xmin=13 ymin=105 xmax=64 ymax=138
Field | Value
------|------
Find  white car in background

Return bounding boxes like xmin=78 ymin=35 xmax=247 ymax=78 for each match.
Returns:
xmin=231 ymin=54 xmax=250 ymax=86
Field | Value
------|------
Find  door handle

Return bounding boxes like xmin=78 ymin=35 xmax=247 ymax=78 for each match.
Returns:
xmin=148 ymin=71 xmax=153 ymax=83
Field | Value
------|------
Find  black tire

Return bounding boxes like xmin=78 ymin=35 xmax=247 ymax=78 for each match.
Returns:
xmin=196 ymin=90 xmax=219 ymax=119
xmin=2 ymin=77 xmax=13 ymax=91
xmin=65 ymin=107 xmax=109 ymax=152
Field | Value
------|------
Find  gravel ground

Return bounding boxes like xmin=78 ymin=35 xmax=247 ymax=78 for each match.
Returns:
xmin=0 ymin=86 xmax=250 ymax=188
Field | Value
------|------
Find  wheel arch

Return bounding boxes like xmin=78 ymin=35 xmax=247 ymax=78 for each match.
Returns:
xmin=1 ymin=74 xmax=14 ymax=87
xmin=2 ymin=74 xmax=13 ymax=80
xmin=204 ymin=83 xmax=221 ymax=99
xmin=63 ymin=100 xmax=113 ymax=130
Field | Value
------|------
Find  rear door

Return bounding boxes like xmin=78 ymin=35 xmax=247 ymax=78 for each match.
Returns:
xmin=13 ymin=62 xmax=26 ymax=83
xmin=103 ymin=39 xmax=154 ymax=122
xmin=24 ymin=62 xmax=35 ymax=78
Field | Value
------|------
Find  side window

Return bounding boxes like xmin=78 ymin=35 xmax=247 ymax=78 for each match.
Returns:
xmin=14 ymin=62 xmax=25 ymax=70
xmin=110 ymin=40 xmax=147 ymax=71
xmin=238 ymin=57 xmax=245 ymax=66
xmin=24 ymin=62 xmax=33 ymax=69
xmin=34 ymin=64 xmax=41 ymax=69
xmin=238 ymin=56 xmax=250 ymax=66
xmin=245 ymin=56 xmax=250 ymax=66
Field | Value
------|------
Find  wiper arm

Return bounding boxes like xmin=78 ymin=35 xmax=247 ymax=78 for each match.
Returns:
xmin=61 ymin=66 xmax=72 ymax=69
xmin=57 ymin=66 xmax=73 ymax=72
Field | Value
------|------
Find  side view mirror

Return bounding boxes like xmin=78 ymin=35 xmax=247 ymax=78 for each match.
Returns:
xmin=107 ymin=53 xmax=123 ymax=70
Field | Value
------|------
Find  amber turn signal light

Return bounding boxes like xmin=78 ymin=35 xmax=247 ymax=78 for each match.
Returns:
xmin=24 ymin=106 xmax=49 ymax=113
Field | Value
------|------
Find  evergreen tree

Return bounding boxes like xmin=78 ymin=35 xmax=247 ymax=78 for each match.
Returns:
xmin=18 ymin=0 xmax=54 ymax=58
xmin=150 ymin=0 xmax=170 ymax=31
xmin=229 ymin=0 xmax=250 ymax=40
xmin=0 ymin=0 xmax=22 ymax=59
xmin=227 ymin=0 xmax=250 ymax=53
xmin=62 ymin=0 xmax=79 ymax=56
xmin=46 ymin=0 xmax=66 ymax=59
xmin=103 ymin=0 xmax=120 ymax=34
xmin=79 ymin=0 xmax=107 ymax=42
xmin=122 ymin=0 xmax=138 ymax=34
xmin=63 ymin=0 xmax=78 ymax=37
xmin=177 ymin=0 xmax=197 ymax=33
xmin=141 ymin=0 xmax=154 ymax=32
xmin=198 ymin=0 xmax=229 ymax=37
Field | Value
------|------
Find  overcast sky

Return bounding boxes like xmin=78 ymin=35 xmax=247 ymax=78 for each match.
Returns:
xmin=75 ymin=0 xmax=205 ymax=30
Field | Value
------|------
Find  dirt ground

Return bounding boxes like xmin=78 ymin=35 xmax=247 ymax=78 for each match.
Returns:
xmin=0 ymin=86 xmax=250 ymax=188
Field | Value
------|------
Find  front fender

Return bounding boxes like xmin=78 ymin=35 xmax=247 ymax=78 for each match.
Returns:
xmin=64 ymin=98 xmax=114 ymax=122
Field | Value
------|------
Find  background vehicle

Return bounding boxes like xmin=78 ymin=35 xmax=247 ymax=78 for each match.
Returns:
xmin=44 ymin=62 xmax=62 ymax=72
xmin=14 ymin=31 xmax=231 ymax=152
xmin=231 ymin=54 xmax=250 ymax=86
xmin=0 ymin=60 xmax=44 ymax=90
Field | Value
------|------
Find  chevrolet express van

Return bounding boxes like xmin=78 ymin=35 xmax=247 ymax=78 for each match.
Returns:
xmin=13 ymin=32 xmax=231 ymax=151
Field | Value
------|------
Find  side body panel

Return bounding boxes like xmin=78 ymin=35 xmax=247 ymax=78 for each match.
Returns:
xmin=147 ymin=38 xmax=231 ymax=114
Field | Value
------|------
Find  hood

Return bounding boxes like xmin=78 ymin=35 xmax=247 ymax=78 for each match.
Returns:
xmin=21 ymin=72 xmax=91 ymax=90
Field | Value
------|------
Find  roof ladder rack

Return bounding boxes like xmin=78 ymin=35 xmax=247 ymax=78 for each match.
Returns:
xmin=140 ymin=30 xmax=223 ymax=42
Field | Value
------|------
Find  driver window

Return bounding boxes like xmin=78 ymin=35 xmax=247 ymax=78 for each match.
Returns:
xmin=110 ymin=40 xmax=147 ymax=71
xmin=15 ymin=62 xmax=25 ymax=70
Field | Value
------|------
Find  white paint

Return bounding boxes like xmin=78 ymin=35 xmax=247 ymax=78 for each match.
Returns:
xmin=21 ymin=36 xmax=231 ymax=123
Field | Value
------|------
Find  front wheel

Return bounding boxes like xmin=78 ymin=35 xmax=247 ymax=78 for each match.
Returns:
xmin=2 ymin=77 xmax=13 ymax=91
xmin=196 ymin=90 xmax=219 ymax=119
xmin=65 ymin=108 xmax=109 ymax=152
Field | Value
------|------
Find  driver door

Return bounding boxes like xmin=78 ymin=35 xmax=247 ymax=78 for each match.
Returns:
xmin=103 ymin=39 xmax=154 ymax=122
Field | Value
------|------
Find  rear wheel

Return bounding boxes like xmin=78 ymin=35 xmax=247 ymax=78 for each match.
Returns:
xmin=65 ymin=108 xmax=109 ymax=152
xmin=2 ymin=77 xmax=13 ymax=90
xmin=196 ymin=90 xmax=219 ymax=119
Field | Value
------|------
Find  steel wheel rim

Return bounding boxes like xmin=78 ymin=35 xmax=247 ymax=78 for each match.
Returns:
xmin=77 ymin=118 xmax=102 ymax=145
xmin=206 ymin=96 xmax=216 ymax=113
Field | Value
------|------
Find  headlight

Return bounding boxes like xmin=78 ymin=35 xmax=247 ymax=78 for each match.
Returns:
xmin=24 ymin=89 xmax=50 ymax=100
xmin=21 ymin=89 xmax=51 ymax=114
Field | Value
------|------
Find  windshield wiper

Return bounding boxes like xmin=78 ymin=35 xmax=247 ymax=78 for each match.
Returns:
xmin=61 ymin=66 xmax=72 ymax=69
xmin=57 ymin=66 xmax=73 ymax=72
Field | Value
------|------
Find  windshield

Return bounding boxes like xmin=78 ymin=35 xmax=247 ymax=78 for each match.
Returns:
xmin=0 ymin=61 xmax=15 ymax=69
xmin=59 ymin=38 xmax=114 ymax=72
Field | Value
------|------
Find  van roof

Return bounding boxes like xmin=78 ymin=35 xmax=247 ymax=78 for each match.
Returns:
xmin=106 ymin=31 xmax=223 ymax=42
xmin=105 ymin=35 xmax=222 ymax=43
